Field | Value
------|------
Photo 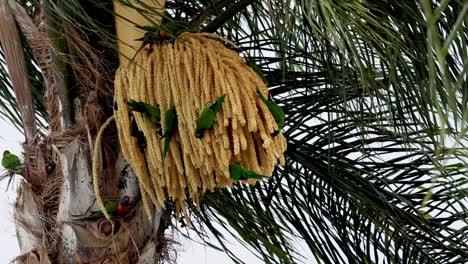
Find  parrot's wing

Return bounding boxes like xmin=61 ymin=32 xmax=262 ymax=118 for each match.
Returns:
xmin=229 ymin=164 xmax=244 ymax=180
xmin=211 ymin=95 xmax=226 ymax=113
xmin=105 ymin=201 xmax=120 ymax=214
xmin=162 ymin=22 xmax=178 ymax=33
xmin=128 ymin=100 xmax=146 ymax=113
xmin=86 ymin=211 xmax=104 ymax=219
xmin=248 ymin=61 xmax=268 ymax=85
xmin=196 ymin=108 xmax=215 ymax=128
xmin=11 ymin=164 xmax=24 ymax=171
xmin=268 ymin=102 xmax=285 ymax=130
xmin=144 ymin=103 xmax=161 ymax=124
xmin=87 ymin=201 xmax=119 ymax=219
xmin=3 ymin=154 xmax=22 ymax=171
xmin=256 ymin=88 xmax=268 ymax=104
xmin=162 ymin=107 xmax=177 ymax=158
xmin=195 ymin=109 xmax=216 ymax=138
xmin=164 ymin=108 xmax=176 ymax=130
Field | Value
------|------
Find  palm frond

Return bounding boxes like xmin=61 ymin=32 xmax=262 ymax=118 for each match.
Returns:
xmin=2 ymin=0 xmax=465 ymax=263
xmin=0 ymin=50 xmax=24 ymax=131
xmin=187 ymin=67 xmax=467 ymax=263
xmin=180 ymin=1 xmax=467 ymax=263
xmin=0 ymin=1 xmax=47 ymax=135
xmin=0 ymin=28 xmax=48 ymax=132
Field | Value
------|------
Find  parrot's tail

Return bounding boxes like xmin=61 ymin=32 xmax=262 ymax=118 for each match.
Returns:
xmin=162 ymin=137 xmax=170 ymax=159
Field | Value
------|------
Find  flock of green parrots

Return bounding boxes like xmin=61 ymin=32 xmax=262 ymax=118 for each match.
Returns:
xmin=0 ymin=22 xmax=286 ymax=220
xmin=125 ymin=21 xmax=286 ymax=182
xmin=125 ymin=86 xmax=284 ymax=181
xmin=130 ymin=22 xmax=184 ymax=63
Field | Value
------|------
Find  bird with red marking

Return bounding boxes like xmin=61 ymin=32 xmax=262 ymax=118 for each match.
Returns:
xmin=115 ymin=195 xmax=130 ymax=215
xmin=85 ymin=196 xmax=130 ymax=220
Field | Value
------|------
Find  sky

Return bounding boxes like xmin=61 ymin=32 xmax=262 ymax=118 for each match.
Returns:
xmin=0 ymin=119 xmax=261 ymax=263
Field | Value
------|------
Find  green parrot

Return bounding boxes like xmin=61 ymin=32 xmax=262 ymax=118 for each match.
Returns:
xmin=248 ymin=60 xmax=268 ymax=86
xmin=2 ymin=150 xmax=23 ymax=172
xmin=130 ymin=118 xmax=147 ymax=152
xmin=158 ymin=21 xmax=183 ymax=40
xmin=84 ymin=196 xmax=130 ymax=220
xmin=130 ymin=22 xmax=186 ymax=64
xmin=162 ymin=106 xmax=178 ymax=159
xmin=257 ymin=88 xmax=285 ymax=136
xmin=136 ymin=25 xmax=159 ymax=33
xmin=130 ymin=21 xmax=190 ymax=64
xmin=229 ymin=163 xmax=268 ymax=181
xmin=136 ymin=21 xmax=185 ymax=42
xmin=195 ymin=95 xmax=226 ymax=138
xmin=130 ymin=28 xmax=157 ymax=63
xmin=127 ymin=100 xmax=162 ymax=135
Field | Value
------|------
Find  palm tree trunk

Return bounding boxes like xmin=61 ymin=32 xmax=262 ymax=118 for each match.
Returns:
xmin=9 ymin=0 xmax=167 ymax=262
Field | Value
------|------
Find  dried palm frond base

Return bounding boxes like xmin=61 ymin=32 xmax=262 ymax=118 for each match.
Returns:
xmin=57 ymin=199 xmax=166 ymax=264
xmin=13 ymin=246 xmax=51 ymax=264
xmin=14 ymin=169 xmax=63 ymax=262
xmin=108 ymin=32 xmax=286 ymax=220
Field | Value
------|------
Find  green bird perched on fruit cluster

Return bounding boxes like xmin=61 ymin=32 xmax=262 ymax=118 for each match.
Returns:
xmin=159 ymin=21 xmax=187 ymax=40
xmin=130 ymin=21 xmax=186 ymax=63
xmin=248 ymin=60 xmax=268 ymax=86
xmin=195 ymin=95 xmax=226 ymax=138
xmin=257 ymin=88 xmax=285 ymax=136
xmin=129 ymin=26 xmax=157 ymax=64
xmin=127 ymin=100 xmax=162 ymax=135
xmin=229 ymin=163 xmax=268 ymax=181
xmin=162 ymin=106 xmax=178 ymax=159
xmin=2 ymin=150 xmax=23 ymax=172
xmin=84 ymin=196 xmax=130 ymax=220
xmin=135 ymin=21 xmax=186 ymax=53
xmin=137 ymin=21 xmax=185 ymax=42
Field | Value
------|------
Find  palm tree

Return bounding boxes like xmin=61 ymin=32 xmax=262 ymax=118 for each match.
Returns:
xmin=0 ymin=0 xmax=466 ymax=263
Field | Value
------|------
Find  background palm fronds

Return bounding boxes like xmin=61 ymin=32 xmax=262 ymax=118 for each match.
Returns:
xmin=0 ymin=0 xmax=466 ymax=263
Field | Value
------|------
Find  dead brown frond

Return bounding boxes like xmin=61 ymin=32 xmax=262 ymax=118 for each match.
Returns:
xmin=46 ymin=123 xmax=88 ymax=149
xmin=15 ymin=0 xmax=118 ymax=133
xmin=39 ymin=168 xmax=63 ymax=262
xmin=9 ymin=1 xmax=63 ymax=132
xmin=0 ymin=1 xmax=38 ymax=143
xmin=154 ymin=214 xmax=179 ymax=264
xmin=59 ymin=24 xmax=115 ymax=98
xmin=12 ymin=246 xmax=51 ymax=264
xmin=156 ymin=232 xmax=178 ymax=264
xmin=20 ymin=164 xmax=63 ymax=263
xmin=22 ymin=137 xmax=48 ymax=190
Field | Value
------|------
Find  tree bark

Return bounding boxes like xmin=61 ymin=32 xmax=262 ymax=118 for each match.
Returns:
xmin=56 ymin=140 xmax=161 ymax=263
xmin=114 ymin=0 xmax=165 ymax=62
xmin=10 ymin=0 xmax=168 ymax=263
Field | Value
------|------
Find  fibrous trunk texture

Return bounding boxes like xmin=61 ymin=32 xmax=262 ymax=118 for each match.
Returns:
xmin=10 ymin=0 xmax=167 ymax=262
xmin=14 ymin=139 xmax=162 ymax=263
